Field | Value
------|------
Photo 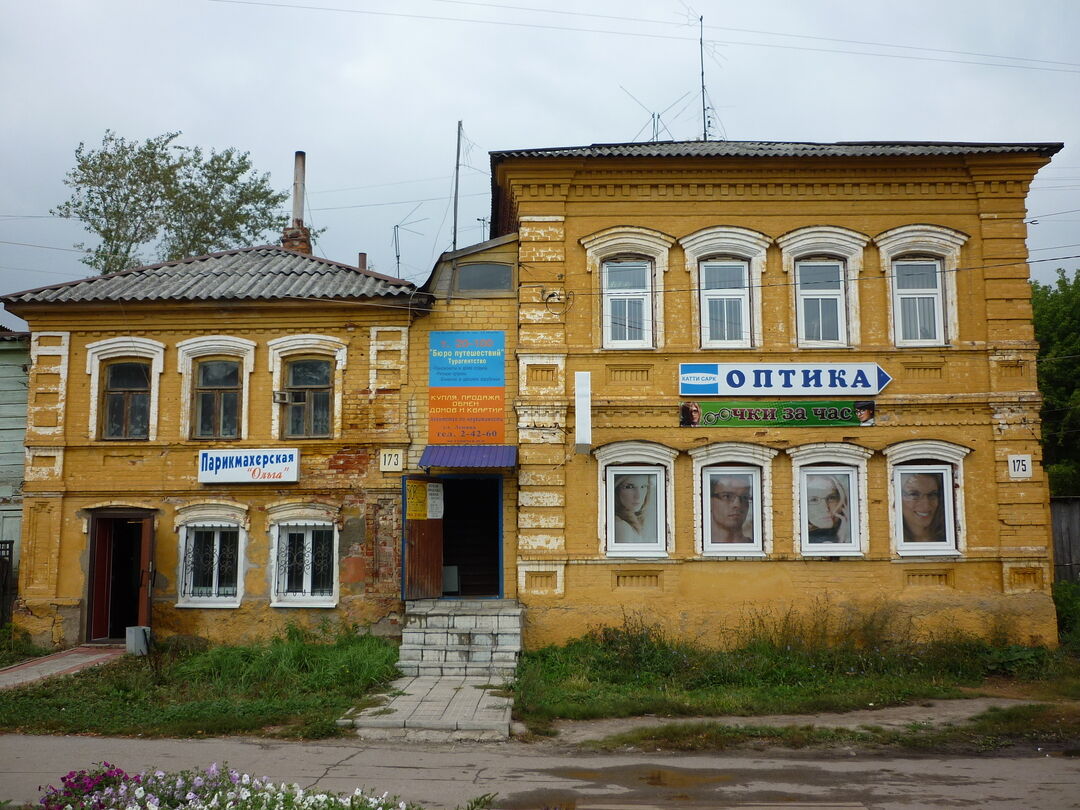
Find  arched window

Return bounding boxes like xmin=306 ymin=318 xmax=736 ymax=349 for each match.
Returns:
xmin=787 ymin=442 xmax=873 ymax=556
xmin=581 ymin=226 xmax=675 ymax=349
xmin=174 ymin=500 xmax=248 ymax=607
xmin=689 ymin=442 xmax=779 ymax=556
xmin=777 ymin=226 xmax=870 ymax=348
xmin=86 ymin=337 xmax=165 ymax=441
xmin=594 ymin=441 xmax=678 ymax=557
xmin=680 ymin=226 xmax=771 ymax=349
xmin=267 ymin=335 xmax=347 ymax=439
xmin=874 ymin=225 xmax=968 ymax=346
xmin=884 ymin=440 xmax=970 ymax=556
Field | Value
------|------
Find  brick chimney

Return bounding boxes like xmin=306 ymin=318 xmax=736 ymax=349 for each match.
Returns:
xmin=281 ymin=151 xmax=312 ymax=254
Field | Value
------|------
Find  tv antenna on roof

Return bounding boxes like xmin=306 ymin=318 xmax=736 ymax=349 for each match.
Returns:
xmin=392 ymin=202 xmax=427 ymax=277
xmin=621 ymin=86 xmax=693 ymax=143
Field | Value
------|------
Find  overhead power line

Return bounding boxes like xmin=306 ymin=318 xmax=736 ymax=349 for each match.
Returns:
xmin=207 ymin=0 xmax=1080 ymax=74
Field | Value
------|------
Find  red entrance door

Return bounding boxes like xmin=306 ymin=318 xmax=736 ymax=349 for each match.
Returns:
xmin=402 ymin=476 xmax=444 ymax=599
xmin=87 ymin=513 xmax=156 ymax=640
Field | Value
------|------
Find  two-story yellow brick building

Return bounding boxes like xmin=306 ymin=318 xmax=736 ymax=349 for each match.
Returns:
xmin=6 ymin=139 xmax=1063 ymax=652
xmin=5 ymin=246 xmax=428 ymax=645
xmin=487 ymin=140 xmax=1062 ymax=647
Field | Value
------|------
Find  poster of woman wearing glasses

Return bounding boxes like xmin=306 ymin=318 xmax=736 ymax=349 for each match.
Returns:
xmin=705 ymin=469 xmax=760 ymax=546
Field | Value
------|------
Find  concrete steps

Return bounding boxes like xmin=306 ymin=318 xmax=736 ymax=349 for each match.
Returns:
xmin=397 ymin=598 xmax=522 ymax=680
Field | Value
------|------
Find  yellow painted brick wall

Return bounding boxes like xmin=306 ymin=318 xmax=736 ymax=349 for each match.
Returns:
xmin=499 ymin=152 xmax=1057 ymax=647
xmin=14 ymin=301 xmax=414 ymax=646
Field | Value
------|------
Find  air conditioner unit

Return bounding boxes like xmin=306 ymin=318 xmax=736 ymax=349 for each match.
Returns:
xmin=272 ymin=391 xmax=289 ymax=404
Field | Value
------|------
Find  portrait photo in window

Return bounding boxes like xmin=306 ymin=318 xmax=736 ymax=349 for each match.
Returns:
xmin=704 ymin=467 xmax=761 ymax=550
xmin=609 ymin=468 xmax=662 ymax=547
xmin=896 ymin=466 xmax=954 ymax=547
xmin=802 ymin=469 xmax=855 ymax=547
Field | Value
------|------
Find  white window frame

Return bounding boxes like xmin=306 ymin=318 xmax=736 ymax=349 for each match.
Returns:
xmin=699 ymin=259 xmax=752 ymax=348
xmin=680 ymin=226 xmax=771 ymax=349
xmin=268 ymin=500 xmax=339 ymax=607
xmin=580 ymin=226 xmax=674 ymax=350
xmin=267 ymin=335 xmax=347 ymax=439
xmin=795 ymin=259 xmax=848 ymax=346
xmin=174 ymin=500 xmax=249 ymax=608
xmin=891 ymin=258 xmax=945 ymax=345
xmin=85 ymin=337 xmax=165 ymax=441
xmin=884 ymin=439 xmax=970 ymax=558
xmin=689 ymin=442 xmax=779 ymax=557
xmin=777 ymin=226 xmax=870 ymax=348
xmin=787 ymin=442 xmax=872 ymax=557
xmin=177 ymin=336 xmax=256 ymax=440
xmin=601 ymin=258 xmax=654 ymax=349
xmin=594 ymin=441 xmax=678 ymax=558
xmin=606 ymin=465 xmax=666 ymax=556
xmin=874 ymin=224 xmax=969 ymax=347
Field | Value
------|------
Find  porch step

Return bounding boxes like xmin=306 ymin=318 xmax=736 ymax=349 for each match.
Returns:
xmin=398 ymin=599 xmax=522 ymax=680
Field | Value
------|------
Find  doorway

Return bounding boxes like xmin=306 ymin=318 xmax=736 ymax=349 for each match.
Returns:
xmin=441 ymin=477 xmax=502 ymax=597
xmin=87 ymin=513 xmax=154 ymax=641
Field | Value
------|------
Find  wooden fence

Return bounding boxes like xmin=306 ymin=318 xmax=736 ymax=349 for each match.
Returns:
xmin=1052 ymin=497 xmax=1080 ymax=583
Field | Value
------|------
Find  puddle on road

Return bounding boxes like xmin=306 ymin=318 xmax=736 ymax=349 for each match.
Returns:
xmin=497 ymin=765 xmax=733 ymax=809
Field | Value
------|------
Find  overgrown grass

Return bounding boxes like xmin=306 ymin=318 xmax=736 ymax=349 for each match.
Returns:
xmin=0 ymin=622 xmax=51 ymax=669
xmin=585 ymin=703 xmax=1080 ymax=753
xmin=513 ymin=609 xmax=1075 ymax=732
xmin=0 ymin=624 xmax=399 ymax=738
xmin=1055 ymin=580 xmax=1080 ymax=654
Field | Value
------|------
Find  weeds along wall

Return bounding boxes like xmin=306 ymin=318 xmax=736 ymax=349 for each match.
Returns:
xmin=496 ymin=145 xmax=1060 ymax=648
xmin=10 ymin=295 xmax=417 ymax=647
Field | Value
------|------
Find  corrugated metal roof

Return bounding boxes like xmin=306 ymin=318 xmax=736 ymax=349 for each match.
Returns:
xmin=418 ymin=445 xmax=518 ymax=468
xmin=491 ymin=140 xmax=1064 ymax=162
xmin=2 ymin=246 xmax=425 ymax=306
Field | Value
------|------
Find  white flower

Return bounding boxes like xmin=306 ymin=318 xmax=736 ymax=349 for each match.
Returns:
xmin=135 ymin=787 xmax=145 ymax=799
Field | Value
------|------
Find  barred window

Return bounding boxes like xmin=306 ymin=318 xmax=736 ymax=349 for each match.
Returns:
xmin=272 ymin=522 xmax=337 ymax=605
xmin=179 ymin=524 xmax=243 ymax=606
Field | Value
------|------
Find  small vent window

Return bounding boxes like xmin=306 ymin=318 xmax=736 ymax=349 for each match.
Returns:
xmin=455 ymin=263 xmax=512 ymax=293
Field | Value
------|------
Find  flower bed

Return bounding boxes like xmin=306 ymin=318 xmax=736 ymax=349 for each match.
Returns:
xmin=38 ymin=763 xmax=421 ymax=810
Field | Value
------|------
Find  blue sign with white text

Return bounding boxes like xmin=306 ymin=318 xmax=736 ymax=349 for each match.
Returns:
xmin=679 ymin=362 xmax=892 ymax=397
xmin=429 ymin=331 xmax=505 ymax=387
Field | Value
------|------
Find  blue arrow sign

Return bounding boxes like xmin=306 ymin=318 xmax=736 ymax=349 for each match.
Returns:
xmin=679 ymin=363 xmax=893 ymax=397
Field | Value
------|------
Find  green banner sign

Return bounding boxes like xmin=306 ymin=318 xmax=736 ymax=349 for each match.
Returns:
xmin=680 ymin=400 xmax=876 ymax=427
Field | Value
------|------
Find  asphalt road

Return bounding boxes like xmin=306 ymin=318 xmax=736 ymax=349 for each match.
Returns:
xmin=2 ymin=734 xmax=1079 ymax=809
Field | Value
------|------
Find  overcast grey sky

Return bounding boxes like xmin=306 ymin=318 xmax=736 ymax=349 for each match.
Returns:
xmin=3 ymin=0 xmax=1078 ymax=329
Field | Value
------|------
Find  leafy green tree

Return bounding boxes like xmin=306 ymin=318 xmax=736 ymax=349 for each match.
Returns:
xmin=1032 ymin=268 xmax=1080 ymax=495
xmin=54 ymin=131 xmax=288 ymax=275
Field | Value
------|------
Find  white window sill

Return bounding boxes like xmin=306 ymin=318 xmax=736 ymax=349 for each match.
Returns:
xmin=271 ymin=598 xmax=339 ymax=608
xmin=176 ymin=600 xmax=241 ymax=609
xmin=895 ymin=548 xmax=961 ymax=558
xmin=604 ymin=549 xmax=668 ymax=558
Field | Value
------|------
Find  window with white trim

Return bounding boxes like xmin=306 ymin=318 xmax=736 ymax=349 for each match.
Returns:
xmin=177 ymin=336 xmax=256 ymax=441
xmin=700 ymin=260 xmax=751 ymax=347
xmin=175 ymin=500 xmax=248 ymax=608
xmin=893 ymin=259 xmax=944 ymax=344
xmin=884 ymin=439 xmax=969 ymax=557
xmin=874 ymin=225 xmax=968 ymax=347
xmin=796 ymin=259 xmax=847 ymax=345
xmin=788 ymin=443 xmax=872 ymax=557
xmin=272 ymin=522 xmax=337 ymax=604
xmin=267 ymin=335 xmax=347 ymax=440
xmin=86 ymin=336 xmax=165 ymax=442
xmin=777 ymin=226 xmax=869 ymax=348
xmin=595 ymin=441 xmax=677 ymax=557
xmin=689 ymin=442 xmax=778 ymax=557
xmin=180 ymin=524 xmax=242 ymax=603
xmin=679 ymin=226 xmax=771 ymax=350
xmin=580 ymin=226 xmax=674 ymax=350
xmin=602 ymin=259 xmax=653 ymax=348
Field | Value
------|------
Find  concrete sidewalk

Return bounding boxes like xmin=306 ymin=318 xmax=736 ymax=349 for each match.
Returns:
xmin=341 ymin=675 xmax=513 ymax=741
xmin=0 ymin=646 xmax=125 ymax=689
